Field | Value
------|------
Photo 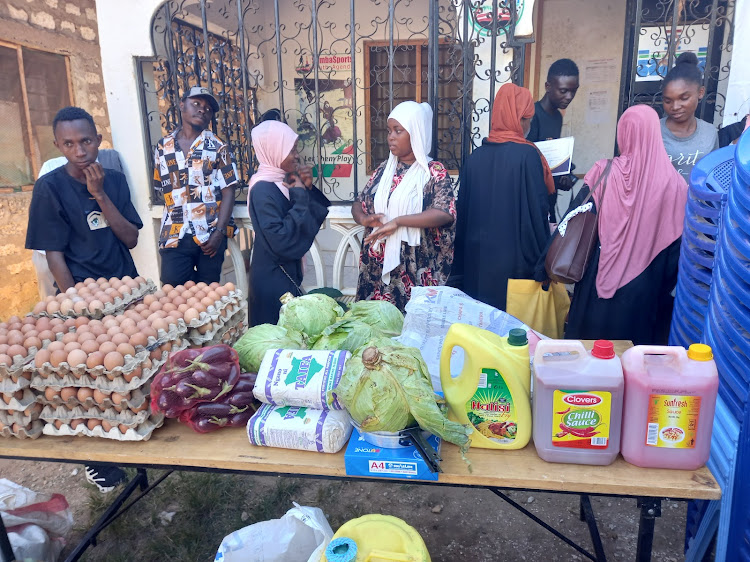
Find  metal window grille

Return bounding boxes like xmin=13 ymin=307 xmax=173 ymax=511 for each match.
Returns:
xmin=139 ymin=0 xmax=527 ymax=205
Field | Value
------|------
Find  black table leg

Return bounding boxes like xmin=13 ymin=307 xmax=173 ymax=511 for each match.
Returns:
xmin=0 ymin=513 xmax=15 ymax=562
xmin=579 ymin=494 xmax=607 ymax=561
xmin=636 ymin=497 xmax=662 ymax=562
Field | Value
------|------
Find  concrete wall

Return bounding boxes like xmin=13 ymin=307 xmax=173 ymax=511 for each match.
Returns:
xmin=531 ymin=0 xmax=627 ymax=173
xmin=0 ymin=0 xmax=112 ymax=320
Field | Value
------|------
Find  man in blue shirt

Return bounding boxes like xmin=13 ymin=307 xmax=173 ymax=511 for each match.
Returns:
xmin=25 ymin=107 xmax=142 ymax=493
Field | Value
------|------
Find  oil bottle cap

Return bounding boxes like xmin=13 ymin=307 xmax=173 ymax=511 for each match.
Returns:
xmin=591 ymin=340 xmax=615 ymax=359
xmin=688 ymin=343 xmax=713 ymax=361
xmin=508 ymin=328 xmax=528 ymax=346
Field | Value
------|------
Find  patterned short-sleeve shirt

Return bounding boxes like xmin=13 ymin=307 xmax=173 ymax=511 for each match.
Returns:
xmin=154 ymin=129 xmax=238 ymax=248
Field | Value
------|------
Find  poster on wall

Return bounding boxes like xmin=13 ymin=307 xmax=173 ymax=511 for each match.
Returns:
xmin=294 ymin=54 xmax=355 ymax=181
xmin=635 ymin=26 xmax=709 ymax=82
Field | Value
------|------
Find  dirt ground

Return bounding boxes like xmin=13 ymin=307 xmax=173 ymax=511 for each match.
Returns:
xmin=0 ymin=457 xmax=690 ymax=562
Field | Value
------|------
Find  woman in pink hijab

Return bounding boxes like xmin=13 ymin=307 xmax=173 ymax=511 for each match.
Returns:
xmin=564 ymin=104 xmax=688 ymax=344
xmin=247 ymin=120 xmax=330 ymax=325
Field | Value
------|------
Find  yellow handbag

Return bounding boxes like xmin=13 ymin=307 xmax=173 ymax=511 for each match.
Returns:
xmin=506 ymin=279 xmax=570 ymax=339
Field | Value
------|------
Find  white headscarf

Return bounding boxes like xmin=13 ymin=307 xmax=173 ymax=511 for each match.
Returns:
xmin=372 ymin=101 xmax=433 ymax=283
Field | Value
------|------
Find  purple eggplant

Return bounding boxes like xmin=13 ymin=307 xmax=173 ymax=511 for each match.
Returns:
xmin=192 ymin=370 xmax=222 ymax=387
xmin=227 ymin=409 xmax=254 ymax=427
xmin=228 ymin=391 xmax=256 ymax=408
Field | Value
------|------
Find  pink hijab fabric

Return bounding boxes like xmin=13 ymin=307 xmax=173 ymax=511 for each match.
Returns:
xmin=248 ymin=120 xmax=299 ymax=200
xmin=584 ymin=104 xmax=688 ymax=299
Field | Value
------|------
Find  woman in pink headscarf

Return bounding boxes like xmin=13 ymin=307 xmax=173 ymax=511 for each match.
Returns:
xmin=564 ymin=104 xmax=688 ymax=344
xmin=247 ymin=120 xmax=330 ymax=325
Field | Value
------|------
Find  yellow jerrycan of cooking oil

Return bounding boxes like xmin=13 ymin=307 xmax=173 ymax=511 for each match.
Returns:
xmin=440 ymin=323 xmax=532 ymax=450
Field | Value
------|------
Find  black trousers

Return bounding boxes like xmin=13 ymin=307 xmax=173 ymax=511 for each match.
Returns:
xmin=159 ymin=235 xmax=228 ymax=286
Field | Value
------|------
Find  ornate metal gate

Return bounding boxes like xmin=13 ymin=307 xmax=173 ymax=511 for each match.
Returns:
xmin=619 ymin=0 xmax=735 ymax=124
xmin=137 ymin=0 xmax=530 ymax=205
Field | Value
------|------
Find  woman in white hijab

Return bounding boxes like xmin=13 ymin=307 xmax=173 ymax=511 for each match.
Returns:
xmin=352 ymin=101 xmax=456 ymax=311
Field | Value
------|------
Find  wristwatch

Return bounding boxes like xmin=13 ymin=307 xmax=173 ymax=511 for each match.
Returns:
xmin=218 ymin=227 xmax=230 ymax=237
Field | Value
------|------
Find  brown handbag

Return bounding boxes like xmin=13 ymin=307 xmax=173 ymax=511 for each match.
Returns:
xmin=545 ymin=159 xmax=613 ymax=284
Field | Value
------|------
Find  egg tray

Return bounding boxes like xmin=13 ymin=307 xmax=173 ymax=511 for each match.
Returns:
xmin=183 ymin=289 xmax=245 ymax=329
xmin=0 ymin=420 xmax=43 ymax=439
xmin=42 ymin=412 xmax=165 ymax=441
xmin=0 ymin=336 xmax=60 ymax=381
xmin=28 ymin=337 xmax=189 ymax=394
xmin=30 ymin=280 xmax=157 ymax=320
xmin=0 ymin=406 xmax=43 ymax=426
xmin=1 ymin=388 xmax=39 ymax=411
xmin=0 ymin=374 xmax=32 ymax=392
xmin=38 ymin=386 xmax=148 ymax=412
xmin=40 ymin=402 xmax=151 ymax=426
xmin=27 ymin=348 xmax=151 ymax=381
xmin=186 ymin=301 xmax=247 ymax=345
xmin=194 ymin=320 xmax=245 ymax=349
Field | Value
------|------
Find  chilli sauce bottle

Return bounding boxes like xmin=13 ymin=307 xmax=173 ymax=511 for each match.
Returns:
xmin=620 ymin=344 xmax=718 ymax=470
xmin=533 ymin=340 xmax=624 ymax=465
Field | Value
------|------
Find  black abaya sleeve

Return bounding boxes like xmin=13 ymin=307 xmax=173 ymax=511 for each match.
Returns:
xmin=519 ymin=149 xmax=553 ymax=272
xmin=249 ymin=182 xmax=331 ymax=263
xmin=449 ymin=161 xmax=472 ymax=289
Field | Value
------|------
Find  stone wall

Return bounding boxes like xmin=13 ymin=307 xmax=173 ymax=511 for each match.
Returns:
xmin=0 ymin=0 xmax=110 ymax=319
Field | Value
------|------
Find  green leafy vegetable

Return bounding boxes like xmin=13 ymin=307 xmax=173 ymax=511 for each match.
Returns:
xmin=342 ymin=300 xmax=404 ymax=337
xmin=233 ymin=323 xmax=306 ymax=372
xmin=277 ymin=292 xmax=344 ymax=338
xmin=311 ymin=319 xmax=376 ymax=353
xmin=330 ymin=340 xmax=471 ymax=456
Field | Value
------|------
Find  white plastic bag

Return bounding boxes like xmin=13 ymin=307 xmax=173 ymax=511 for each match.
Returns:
xmin=214 ymin=502 xmax=333 ymax=562
xmin=396 ymin=287 xmax=541 ymax=392
xmin=0 ymin=478 xmax=73 ymax=562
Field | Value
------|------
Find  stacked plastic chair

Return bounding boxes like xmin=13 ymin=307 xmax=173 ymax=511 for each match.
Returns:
xmin=684 ymin=129 xmax=750 ymax=562
xmin=669 ymin=146 xmax=733 ymax=347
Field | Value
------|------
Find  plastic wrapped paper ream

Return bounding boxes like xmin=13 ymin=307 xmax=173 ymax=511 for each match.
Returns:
xmin=247 ymin=404 xmax=352 ymax=453
xmin=254 ymin=349 xmax=350 ymax=410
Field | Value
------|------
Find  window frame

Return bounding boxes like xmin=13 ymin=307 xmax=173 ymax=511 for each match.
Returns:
xmin=0 ymin=39 xmax=74 ymax=188
xmin=363 ymin=38 xmax=462 ymax=176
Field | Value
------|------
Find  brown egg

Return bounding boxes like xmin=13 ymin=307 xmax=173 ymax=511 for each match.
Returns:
xmin=129 ymin=332 xmax=148 ymax=349
xmin=59 ymin=299 xmax=75 ymax=315
xmin=24 ymin=336 xmax=42 ymax=350
xmin=151 ymin=318 xmax=169 ymax=333
xmin=153 ymin=290 xmax=166 ymax=299
xmin=119 ymin=317 xmax=137 ymax=329
xmin=63 ymin=318 xmax=77 ymax=330
xmin=141 ymin=327 xmax=158 ymax=340
xmin=134 ymin=303 xmax=149 ymax=314
xmin=46 ymin=301 xmax=61 ymax=314
xmin=11 ymin=423 xmax=24 ymax=434
xmin=7 ymin=332 xmax=24 ymax=346
xmin=149 ymin=348 xmax=162 ymax=361
xmin=67 ymin=349 xmax=88 ymax=367
xmin=99 ymin=341 xmax=118 ymax=355
xmin=103 ymin=352 xmax=124 ymax=370
xmin=158 ymin=342 xmax=173 ymax=354
xmin=89 ymin=325 xmax=106 ymax=338
xmin=86 ymin=351 xmax=105 ymax=369
xmin=197 ymin=322 xmax=214 ymax=335
xmin=149 ymin=301 xmax=163 ymax=313
xmin=47 ymin=341 xmax=64 ymax=353
xmin=111 ymin=391 xmax=130 ymax=405
xmin=118 ymin=423 xmax=129 ymax=434
xmin=20 ymin=323 xmax=36 ymax=334
xmin=63 ymin=342 xmax=82 ymax=353
xmin=60 ymin=387 xmax=77 ymax=401
xmin=162 ymin=302 xmax=178 ymax=314
xmin=77 ymin=387 xmax=94 ymax=402
xmin=53 ymin=419 xmax=64 ymax=430
xmin=37 ymin=329 xmax=56 ymax=343
xmin=207 ymin=290 xmax=220 ymax=302
xmin=110 ymin=332 xmax=130 ymax=346
xmin=184 ymin=280 xmax=196 ymax=289
xmin=32 ymin=301 xmax=47 ymax=315
xmin=225 ymin=282 xmax=236 ymax=292
xmin=101 ymin=420 xmax=114 ymax=432
xmin=172 ymin=296 xmax=187 ymax=307
xmin=7 ymin=344 xmax=27 ymax=359
xmin=72 ymin=300 xmax=88 ymax=314
xmin=94 ymin=333 xmax=109 ymax=345
xmin=60 ymin=332 xmax=77 ymax=345
xmin=88 ymin=299 xmax=104 ymax=312
xmin=77 ymin=332 xmax=96 ymax=343
xmin=183 ymin=308 xmax=201 ymax=324
xmin=142 ymin=294 xmax=157 ymax=306
xmin=35 ymin=349 xmax=51 ymax=368
xmin=116 ymin=343 xmax=136 ymax=358
xmin=107 ymin=326 xmax=123 ymax=338
xmin=137 ymin=319 xmax=152 ymax=331
xmin=131 ymin=399 xmax=148 ymax=413
xmin=93 ymin=389 xmax=108 ymax=404
xmin=194 ymin=291 xmax=207 ymax=301
xmin=79 ymin=339 xmax=98 ymax=354
xmin=86 ymin=419 xmax=101 ymax=430
xmin=69 ymin=418 xmax=85 ymax=430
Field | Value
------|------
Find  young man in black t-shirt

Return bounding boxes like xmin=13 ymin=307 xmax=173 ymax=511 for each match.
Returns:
xmin=527 ymin=58 xmax=580 ymax=222
xmin=25 ymin=107 xmax=142 ymax=492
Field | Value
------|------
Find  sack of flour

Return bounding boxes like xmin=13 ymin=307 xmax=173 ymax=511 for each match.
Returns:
xmin=247 ymin=404 xmax=352 ymax=453
xmin=253 ymin=349 xmax=349 ymax=410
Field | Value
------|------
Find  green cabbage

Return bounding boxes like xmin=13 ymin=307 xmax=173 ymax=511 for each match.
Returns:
xmin=311 ymin=319 xmax=376 ymax=353
xmin=330 ymin=340 xmax=471 ymax=455
xmin=343 ymin=300 xmax=404 ymax=337
xmin=233 ymin=323 xmax=306 ymax=372
xmin=277 ymin=292 xmax=344 ymax=338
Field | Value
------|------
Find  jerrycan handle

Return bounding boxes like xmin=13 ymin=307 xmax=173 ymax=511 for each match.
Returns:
xmin=533 ymin=339 xmax=587 ymax=365
xmin=440 ymin=324 xmax=485 ymax=394
xmin=624 ymin=345 xmax=688 ymax=370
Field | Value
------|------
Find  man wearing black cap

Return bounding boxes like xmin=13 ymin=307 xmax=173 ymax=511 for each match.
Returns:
xmin=153 ymin=86 xmax=238 ymax=285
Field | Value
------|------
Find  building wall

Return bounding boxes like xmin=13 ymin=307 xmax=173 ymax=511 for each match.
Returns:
xmin=0 ymin=0 xmax=111 ymax=319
